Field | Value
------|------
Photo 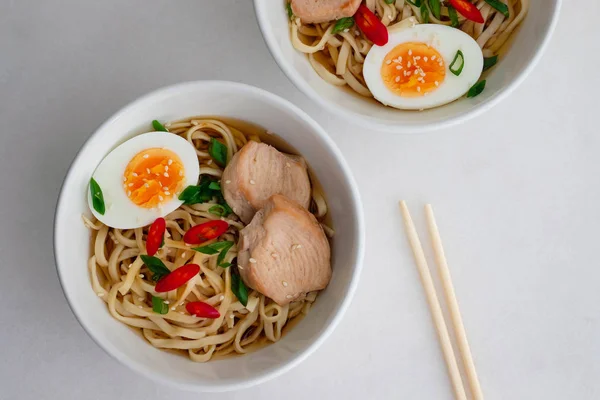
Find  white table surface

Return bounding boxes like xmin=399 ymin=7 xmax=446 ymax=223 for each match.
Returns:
xmin=1 ymin=1 xmax=598 ymax=399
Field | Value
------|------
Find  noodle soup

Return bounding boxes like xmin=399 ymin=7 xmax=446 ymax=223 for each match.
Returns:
xmin=84 ymin=117 xmax=334 ymax=362
xmin=288 ymin=0 xmax=528 ymax=110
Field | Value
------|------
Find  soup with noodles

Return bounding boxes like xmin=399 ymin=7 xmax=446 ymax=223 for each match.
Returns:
xmin=288 ymin=0 xmax=528 ymax=110
xmin=84 ymin=117 xmax=333 ymax=362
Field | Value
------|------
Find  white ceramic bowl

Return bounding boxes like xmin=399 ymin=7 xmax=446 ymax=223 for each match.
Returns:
xmin=254 ymin=0 xmax=561 ymax=133
xmin=54 ymin=81 xmax=365 ymax=392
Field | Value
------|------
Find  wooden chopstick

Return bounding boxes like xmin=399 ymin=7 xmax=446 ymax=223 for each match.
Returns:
xmin=399 ymin=201 xmax=468 ymax=400
xmin=425 ymin=205 xmax=484 ymax=400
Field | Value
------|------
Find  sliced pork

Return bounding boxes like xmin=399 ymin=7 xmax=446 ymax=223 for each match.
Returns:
xmin=237 ymin=194 xmax=331 ymax=306
xmin=222 ymin=141 xmax=311 ymax=224
xmin=290 ymin=0 xmax=362 ymax=24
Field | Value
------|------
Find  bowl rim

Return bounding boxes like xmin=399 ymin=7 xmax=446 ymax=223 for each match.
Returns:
xmin=253 ymin=0 xmax=563 ymax=133
xmin=53 ymin=80 xmax=366 ymax=392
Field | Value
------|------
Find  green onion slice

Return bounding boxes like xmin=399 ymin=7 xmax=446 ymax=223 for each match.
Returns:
xmin=483 ymin=56 xmax=498 ymax=72
xmin=89 ymin=178 xmax=105 ymax=215
xmin=178 ymin=178 xmax=232 ymax=216
xmin=406 ymin=0 xmax=422 ymax=6
xmin=192 ymin=241 xmax=234 ymax=266
xmin=178 ymin=183 xmax=210 ymax=205
xmin=140 ymin=255 xmax=170 ymax=282
xmin=209 ymin=138 xmax=227 ymax=167
xmin=216 ymin=198 xmax=232 ymax=217
xmin=467 ymin=80 xmax=486 ymax=98
xmin=332 ymin=17 xmax=354 ymax=35
xmin=449 ymin=50 xmax=465 ymax=76
xmin=231 ymin=271 xmax=248 ymax=306
xmin=286 ymin=2 xmax=294 ymax=19
xmin=420 ymin=2 xmax=429 ymax=23
xmin=192 ymin=246 xmax=219 ymax=255
xmin=216 ymin=242 xmax=234 ymax=265
xmin=152 ymin=120 xmax=167 ymax=132
xmin=178 ymin=177 xmax=214 ymax=205
xmin=429 ymin=0 xmax=441 ymax=19
xmin=152 ymin=296 xmax=169 ymax=314
xmin=192 ymin=241 xmax=234 ymax=255
xmin=208 ymin=204 xmax=226 ymax=217
xmin=448 ymin=6 xmax=460 ymax=28
xmin=484 ymin=0 xmax=509 ymax=17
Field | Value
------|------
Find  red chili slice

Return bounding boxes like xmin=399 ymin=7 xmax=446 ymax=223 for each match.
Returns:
xmin=155 ymin=264 xmax=200 ymax=293
xmin=146 ymin=217 xmax=166 ymax=257
xmin=186 ymin=301 xmax=220 ymax=319
xmin=448 ymin=0 xmax=484 ymax=23
xmin=183 ymin=220 xmax=229 ymax=245
xmin=354 ymin=4 xmax=388 ymax=46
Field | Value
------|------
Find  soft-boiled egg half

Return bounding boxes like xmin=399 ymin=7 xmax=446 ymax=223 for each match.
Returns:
xmin=363 ymin=24 xmax=484 ymax=110
xmin=88 ymin=132 xmax=200 ymax=229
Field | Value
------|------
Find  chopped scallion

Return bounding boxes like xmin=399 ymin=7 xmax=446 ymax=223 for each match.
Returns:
xmin=467 ymin=80 xmax=486 ymax=98
xmin=483 ymin=55 xmax=498 ymax=72
xmin=429 ymin=0 xmax=441 ymax=19
xmin=192 ymin=246 xmax=219 ymax=255
xmin=178 ymin=184 xmax=211 ymax=205
xmin=420 ymin=2 xmax=429 ymax=23
xmin=484 ymin=0 xmax=509 ymax=17
xmin=192 ymin=241 xmax=233 ymax=254
xmin=216 ymin=242 xmax=234 ymax=265
xmin=231 ymin=271 xmax=248 ymax=306
xmin=140 ymin=255 xmax=170 ymax=282
xmin=448 ymin=6 xmax=460 ymax=28
xmin=332 ymin=17 xmax=354 ymax=34
xmin=449 ymin=50 xmax=465 ymax=76
xmin=152 ymin=296 xmax=169 ymax=314
xmin=209 ymin=138 xmax=227 ymax=167
xmin=89 ymin=178 xmax=105 ymax=215
xmin=208 ymin=204 xmax=226 ymax=217
xmin=152 ymin=120 xmax=167 ymax=132
xmin=192 ymin=241 xmax=234 ymax=266
xmin=178 ymin=177 xmax=232 ymax=214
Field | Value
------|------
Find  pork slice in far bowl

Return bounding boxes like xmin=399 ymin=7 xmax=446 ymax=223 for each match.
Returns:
xmin=290 ymin=0 xmax=361 ymax=24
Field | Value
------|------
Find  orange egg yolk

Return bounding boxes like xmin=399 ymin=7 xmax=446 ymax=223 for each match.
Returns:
xmin=380 ymin=42 xmax=446 ymax=97
xmin=123 ymin=148 xmax=185 ymax=208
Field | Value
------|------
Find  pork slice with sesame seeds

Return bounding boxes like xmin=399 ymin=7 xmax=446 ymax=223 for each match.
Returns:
xmin=221 ymin=141 xmax=311 ymax=223
xmin=291 ymin=0 xmax=361 ymax=24
xmin=237 ymin=194 xmax=331 ymax=306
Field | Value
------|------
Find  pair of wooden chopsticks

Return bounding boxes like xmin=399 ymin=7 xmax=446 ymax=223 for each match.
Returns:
xmin=399 ymin=201 xmax=483 ymax=400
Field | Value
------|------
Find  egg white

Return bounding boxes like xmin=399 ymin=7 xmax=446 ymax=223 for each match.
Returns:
xmin=363 ymin=24 xmax=484 ymax=110
xmin=88 ymin=132 xmax=200 ymax=229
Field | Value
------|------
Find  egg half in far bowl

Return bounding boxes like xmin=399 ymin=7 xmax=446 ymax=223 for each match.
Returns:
xmin=363 ymin=24 xmax=484 ymax=111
